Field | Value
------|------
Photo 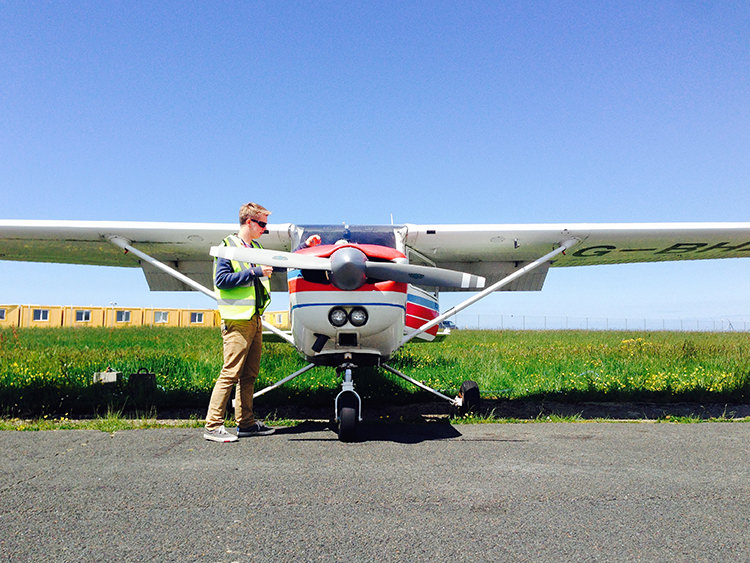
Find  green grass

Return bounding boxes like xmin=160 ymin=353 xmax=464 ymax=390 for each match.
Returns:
xmin=0 ymin=409 xmax=203 ymax=432
xmin=400 ymin=330 xmax=750 ymax=402
xmin=0 ymin=408 xmax=301 ymax=432
xmin=5 ymin=410 xmax=745 ymax=432
xmin=447 ymin=413 xmax=749 ymax=424
xmin=1 ymin=327 xmax=748 ymax=420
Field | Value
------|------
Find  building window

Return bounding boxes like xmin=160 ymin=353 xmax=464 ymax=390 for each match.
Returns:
xmin=276 ymin=314 xmax=284 ymax=325
xmin=116 ymin=310 xmax=131 ymax=323
xmin=154 ymin=311 xmax=169 ymax=324
xmin=190 ymin=312 xmax=204 ymax=324
xmin=75 ymin=310 xmax=91 ymax=322
xmin=33 ymin=309 xmax=49 ymax=322
xmin=0 ymin=309 xmax=5 ymax=321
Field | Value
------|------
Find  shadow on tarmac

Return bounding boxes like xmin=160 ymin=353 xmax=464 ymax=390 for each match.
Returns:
xmin=274 ymin=418 xmax=463 ymax=444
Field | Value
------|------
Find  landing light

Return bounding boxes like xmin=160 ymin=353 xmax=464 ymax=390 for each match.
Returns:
xmin=328 ymin=307 xmax=348 ymax=327
xmin=349 ymin=307 xmax=368 ymax=327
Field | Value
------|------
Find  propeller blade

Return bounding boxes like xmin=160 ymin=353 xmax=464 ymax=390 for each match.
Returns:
xmin=365 ymin=262 xmax=486 ymax=289
xmin=209 ymin=246 xmax=331 ymax=270
xmin=210 ymin=245 xmax=485 ymax=290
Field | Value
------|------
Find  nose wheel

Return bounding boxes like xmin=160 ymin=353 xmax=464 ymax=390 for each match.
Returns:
xmin=335 ymin=363 xmax=361 ymax=442
xmin=337 ymin=403 xmax=358 ymax=442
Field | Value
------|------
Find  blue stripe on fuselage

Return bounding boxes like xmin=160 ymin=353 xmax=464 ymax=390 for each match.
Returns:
xmin=291 ymin=302 xmax=405 ymax=311
xmin=406 ymin=293 xmax=439 ymax=311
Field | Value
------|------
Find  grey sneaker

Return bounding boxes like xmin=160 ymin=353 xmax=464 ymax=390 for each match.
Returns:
xmin=203 ymin=425 xmax=239 ymax=443
xmin=237 ymin=421 xmax=275 ymax=437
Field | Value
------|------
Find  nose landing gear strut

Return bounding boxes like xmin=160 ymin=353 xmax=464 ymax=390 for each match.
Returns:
xmin=334 ymin=361 xmax=361 ymax=442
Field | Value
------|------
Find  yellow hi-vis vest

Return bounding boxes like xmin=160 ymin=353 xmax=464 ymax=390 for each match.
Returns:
xmin=214 ymin=235 xmax=271 ymax=320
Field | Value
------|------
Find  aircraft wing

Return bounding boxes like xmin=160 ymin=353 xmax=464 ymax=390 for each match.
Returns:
xmin=2 ymin=220 xmax=750 ymax=293
xmin=0 ymin=220 xmax=294 ymax=292
xmin=403 ymin=222 xmax=750 ymax=290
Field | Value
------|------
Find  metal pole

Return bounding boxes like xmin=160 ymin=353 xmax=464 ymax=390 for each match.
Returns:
xmin=259 ymin=319 xmax=296 ymax=345
xmin=108 ymin=236 xmax=216 ymax=299
xmin=382 ymin=364 xmax=457 ymax=404
xmin=253 ymin=363 xmax=316 ymax=399
xmin=400 ymin=239 xmax=579 ymax=345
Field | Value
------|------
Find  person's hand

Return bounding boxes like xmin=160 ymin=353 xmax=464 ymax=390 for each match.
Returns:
xmin=261 ymin=265 xmax=273 ymax=278
xmin=305 ymin=234 xmax=321 ymax=247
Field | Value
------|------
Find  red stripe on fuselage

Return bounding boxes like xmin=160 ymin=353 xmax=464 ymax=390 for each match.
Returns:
xmin=406 ymin=302 xmax=438 ymax=321
xmin=289 ymin=277 xmax=407 ymax=294
xmin=290 ymin=243 xmax=409 ymax=294
xmin=405 ymin=315 xmax=439 ymax=336
xmin=296 ymin=243 xmax=406 ymax=261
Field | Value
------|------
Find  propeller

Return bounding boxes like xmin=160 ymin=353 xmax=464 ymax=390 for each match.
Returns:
xmin=210 ymin=245 xmax=486 ymax=291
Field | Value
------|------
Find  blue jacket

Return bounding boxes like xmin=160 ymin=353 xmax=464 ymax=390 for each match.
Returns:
xmin=214 ymin=240 xmax=310 ymax=289
xmin=214 ymin=257 xmax=264 ymax=289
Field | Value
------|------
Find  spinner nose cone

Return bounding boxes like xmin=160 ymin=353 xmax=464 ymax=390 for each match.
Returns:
xmin=329 ymin=247 xmax=368 ymax=290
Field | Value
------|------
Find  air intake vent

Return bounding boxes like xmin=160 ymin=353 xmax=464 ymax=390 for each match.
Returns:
xmin=338 ymin=333 xmax=358 ymax=347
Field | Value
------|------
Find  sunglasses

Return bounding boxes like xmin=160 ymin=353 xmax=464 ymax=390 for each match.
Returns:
xmin=250 ymin=218 xmax=267 ymax=228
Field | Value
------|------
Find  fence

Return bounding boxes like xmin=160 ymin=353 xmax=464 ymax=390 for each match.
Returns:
xmin=452 ymin=313 xmax=750 ymax=332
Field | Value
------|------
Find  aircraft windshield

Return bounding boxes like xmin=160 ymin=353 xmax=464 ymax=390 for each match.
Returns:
xmin=295 ymin=225 xmax=402 ymax=249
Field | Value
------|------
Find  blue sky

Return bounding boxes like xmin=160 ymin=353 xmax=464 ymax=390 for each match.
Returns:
xmin=2 ymin=2 xmax=749 ymax=325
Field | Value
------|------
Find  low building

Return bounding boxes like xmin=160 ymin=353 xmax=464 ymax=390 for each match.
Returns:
xmin=62 ymin=306 xmax=107 ymax=327
xmin=0 ymin=304 xmax=281 ymax=329
xmin=263 ymin=309 xmax=290 ymax=330
xmin=23 ymin=305 xmax=65 ymax=327
xmin=143 ymin=308 xmax=180 ymax=327
xmin=178 ymin=309 xmax=220 ymax=327
xmin=0 ymin=305 xmax=22 ymax=328
xmin=104 ymin=307 xmax=144 ymax=328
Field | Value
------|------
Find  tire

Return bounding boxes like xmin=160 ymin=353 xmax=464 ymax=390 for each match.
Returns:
xmin=338 ymin=406 xmax=358 ymax=442
xmin=458 ymin=380 xmax=480 ymax=416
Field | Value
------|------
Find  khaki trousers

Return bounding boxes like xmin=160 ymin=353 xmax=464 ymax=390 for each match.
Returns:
xmin=205 ymin=315 xmax=262 ymax=430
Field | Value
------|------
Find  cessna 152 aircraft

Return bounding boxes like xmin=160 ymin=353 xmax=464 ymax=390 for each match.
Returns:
xmin=2 ymin=219 xmax=750 ymax=440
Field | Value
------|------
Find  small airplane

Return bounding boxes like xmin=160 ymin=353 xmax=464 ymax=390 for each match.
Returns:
xmin=2 ymin=219 xmax=750 ymax=440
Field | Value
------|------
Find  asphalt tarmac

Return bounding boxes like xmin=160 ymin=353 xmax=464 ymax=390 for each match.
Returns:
xmin=2 ymin=421 xmax=748 ymax=562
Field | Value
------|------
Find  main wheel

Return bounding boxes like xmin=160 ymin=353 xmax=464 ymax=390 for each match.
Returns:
xmin=458 ymin=380 xmax=480 ymax=416
xmin=338 ymin=406 xmax=358 ymax=442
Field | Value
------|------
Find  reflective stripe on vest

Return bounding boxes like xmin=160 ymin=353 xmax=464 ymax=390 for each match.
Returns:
xmin=214 ymin=235 xmax=271 ymax=320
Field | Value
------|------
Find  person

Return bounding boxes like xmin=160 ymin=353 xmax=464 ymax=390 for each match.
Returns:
xmin=204 ymin=202 xmax=319 ymax=442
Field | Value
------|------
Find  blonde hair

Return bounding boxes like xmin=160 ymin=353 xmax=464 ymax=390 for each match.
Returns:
xmin=239 ymin=202 xmax=271 ymax=225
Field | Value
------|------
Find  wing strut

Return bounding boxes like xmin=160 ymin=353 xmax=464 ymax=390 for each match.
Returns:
xmin=401 ymin=238 xmax=580 ymax=345
xmin=382 ymin=363 xmax=458 ymax=405
xmin=108 ymin=236 xmax=216 ymax=298
xmin=106 ymin=235 xmax=295 ymax=346
xmin=252 ymin=362 xmax=316 ymax=399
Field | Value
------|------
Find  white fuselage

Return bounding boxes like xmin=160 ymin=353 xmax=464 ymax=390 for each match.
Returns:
xmin=286 ymin=243 xmax=440 ymax=366
xmin=288 ymin=269 xmax=407 ymax=364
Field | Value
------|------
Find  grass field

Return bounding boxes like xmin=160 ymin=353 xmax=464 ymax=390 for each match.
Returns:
xmin=1 ymin=326 xmax=748 ymax=418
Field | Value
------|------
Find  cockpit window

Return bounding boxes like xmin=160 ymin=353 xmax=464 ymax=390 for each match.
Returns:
xmin=294 ymin=226 xmax=404 ymax=287
xmin=295 ymin=225 xmax=401 ymax=249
